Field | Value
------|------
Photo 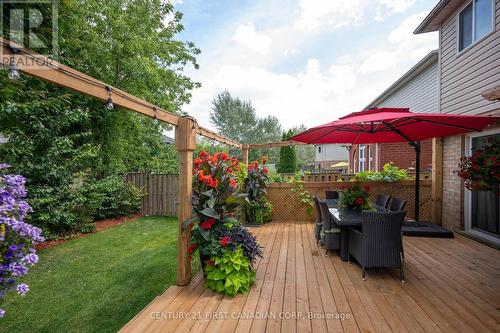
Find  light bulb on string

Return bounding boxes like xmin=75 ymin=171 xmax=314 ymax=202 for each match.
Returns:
xmin=105 ymin=86 xmax=114 ymax=110
xmin=153 ymin=107 xmax=159 ymax=126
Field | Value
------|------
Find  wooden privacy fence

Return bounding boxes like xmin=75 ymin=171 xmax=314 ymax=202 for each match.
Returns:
xmin=280 ymin=171 xmax=432 ymax=183
xmin=125 ymin=173 xmax=179 ymax=216
xmin=267 ymin=180 xmax=432 ymax=222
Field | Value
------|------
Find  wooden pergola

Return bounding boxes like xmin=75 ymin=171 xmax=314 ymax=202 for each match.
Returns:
xmin=1 ymin=37 xmax=445 ymax=286
xmin=0 ymin=38 xmax=309 ymax=285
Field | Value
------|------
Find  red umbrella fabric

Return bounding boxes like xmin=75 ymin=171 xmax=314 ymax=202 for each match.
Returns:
xmin=291 ymin=108 xmax=498 ymax=222
xmin=291 ymin=108 xmax=498 ymax=144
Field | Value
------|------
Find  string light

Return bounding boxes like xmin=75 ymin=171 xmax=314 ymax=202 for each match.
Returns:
xmin=7 ymin=45 xmax=20 ymax=80
xmin=105 ymin=86 xmax=114 ymax=110
xmin=153 ymin=107 xmax=158 ymax=126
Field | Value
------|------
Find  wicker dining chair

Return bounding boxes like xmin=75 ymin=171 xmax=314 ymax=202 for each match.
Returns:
xmin=325 ymin=190 xmax=339 ymax=200
xmin=348 ymin=210 xmax=406 ymax=282
xmin=319 ymin=200 xmax=340 ymax=254
xmin=313 ymin=197 xmax=323 ymax=244
xmin=388 ymin=197 xmax=407 ymax=212
xmin=374 ymin=194 xmax=391 ymax=209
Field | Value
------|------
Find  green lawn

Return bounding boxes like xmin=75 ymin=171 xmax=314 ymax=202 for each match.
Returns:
xmin=0 ymin=216 xmax=181 ymax=333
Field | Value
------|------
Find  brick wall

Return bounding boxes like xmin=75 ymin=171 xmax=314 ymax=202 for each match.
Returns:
xmin=349 ymin=140 xmax=432 ymax=172
xmin=442 ymin=135 xmax=464 ymax=230
xmin=379 ymin=140 xmax=432 ymax=171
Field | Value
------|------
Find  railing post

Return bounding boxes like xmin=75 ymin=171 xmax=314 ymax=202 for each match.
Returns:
xmin=175 ymin=116 xmax=197 ymax=286
xmin=242 ymin=144 xmax=249 ymax=165
xmin=431 ymin=138 xmax=443 ymax=225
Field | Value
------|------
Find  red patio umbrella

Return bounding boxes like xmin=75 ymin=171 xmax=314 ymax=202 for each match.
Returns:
xmin=290 ymin=107 xmax=498 ymax=221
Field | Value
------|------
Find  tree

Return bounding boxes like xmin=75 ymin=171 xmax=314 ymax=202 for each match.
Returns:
xmin=277 ymin=130 xmax=298 ymax=173
xmin=289 ymin=125 xmax=315 ymax=168
xmin=209 ymin=91 xmax=282 ymax=163
xmin=0 ymin=0 xmax=198 ymax=236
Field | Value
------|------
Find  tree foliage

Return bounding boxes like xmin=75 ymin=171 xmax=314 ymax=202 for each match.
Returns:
xmin=209 ymin=91 xmax=282 ymax=163
xmin=277 ymin=130 xmax=298 ymax=173
xmin=0 ymin=0 xmax=198 ymax=236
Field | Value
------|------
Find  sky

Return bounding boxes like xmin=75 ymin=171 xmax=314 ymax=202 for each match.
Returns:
xmin=170 ymin=0 xmax=439 ymax=132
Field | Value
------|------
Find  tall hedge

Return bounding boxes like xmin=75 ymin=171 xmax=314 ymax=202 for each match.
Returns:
xmin=277 ymin=130 xmax=297 ymax=173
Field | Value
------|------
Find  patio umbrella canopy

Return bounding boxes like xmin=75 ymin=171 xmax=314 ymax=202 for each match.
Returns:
xmin=291 ymin=107 xmax=498 ymax=221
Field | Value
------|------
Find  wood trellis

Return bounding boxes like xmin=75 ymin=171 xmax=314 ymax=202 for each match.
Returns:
xmin=1 ymin=37 xmax=443 ymax=287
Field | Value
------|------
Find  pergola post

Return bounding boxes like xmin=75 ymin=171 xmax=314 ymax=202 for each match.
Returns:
xmin=242 ymin=144 xmax=250 ymax=165
xmin=431 ymin=138 xmax=443 ymax=225
xmin=175 ymin=116 xmax=197 ymax=286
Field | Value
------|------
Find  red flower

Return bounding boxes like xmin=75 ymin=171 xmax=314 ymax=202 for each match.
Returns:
xmin=197 ymin=170 xmax=205 ymax=180
xmin=200 ymin=218 xmax=216 ymax=230
xmin=263 ymin=167 xmax=269 ymax=174
xmin=354 ymin=197 xmax=365 ymax=206
xmin=194 ymin=157 xmax=204 ymax=166
xmin=188 ymin=243 xmax=197 ymax=254
xmin=363 ymin=185 xmax=371 ymax=192
xmin=220 ymin=236 xmax=231 ymax=247
xmin=229 ymin=178 xmax=236 ymax=188
xmin=220 ymin=153 xmax=229 ymax=161
xmin=261 ymin=156 xmax=268 ymax=164
xmin=198 ymin=150 xmax=209 ymax=159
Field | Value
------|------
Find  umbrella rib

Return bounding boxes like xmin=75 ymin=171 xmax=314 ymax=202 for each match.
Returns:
xmin=411 ymin=117 xmax=485 ymax=132
xmin=381 ymin=121 xmax=413 ymax=144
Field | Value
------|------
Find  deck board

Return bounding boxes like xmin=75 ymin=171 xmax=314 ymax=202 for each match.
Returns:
xmin=119 ymin=222 xmax=500 ymax=333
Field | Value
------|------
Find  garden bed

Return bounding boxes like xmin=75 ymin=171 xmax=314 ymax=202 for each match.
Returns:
xmin=35 ymin=213 xmax=142 ymax=250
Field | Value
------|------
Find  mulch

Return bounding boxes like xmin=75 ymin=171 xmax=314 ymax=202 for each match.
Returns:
xmin=35 ymin=213 xmax=142 ymax=251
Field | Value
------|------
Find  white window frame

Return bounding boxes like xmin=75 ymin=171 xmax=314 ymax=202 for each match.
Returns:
xmin=457 ymin=0 xmax=495 ymax=54
xmin=464 ymin=128 xmax=500 ymax=246
xmin=368 ymin=146 xmax=373 ymax=170
xmin=359 ymin=145 xmax=366 ymax=172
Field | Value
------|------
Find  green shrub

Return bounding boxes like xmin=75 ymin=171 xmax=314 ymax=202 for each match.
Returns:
xmin=354 ymin=162 xmax=409 ymax=182
xmin=74 ymin=176 xmax=143 ymax=222
xmin=204 ymin=246 xmax=256 ymax=296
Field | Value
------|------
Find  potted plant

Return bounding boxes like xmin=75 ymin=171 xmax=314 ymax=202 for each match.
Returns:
xmin=243 ymin=157 xmax=271 ymax=226
xmin=457 ymin=138 xmax=499 ymax=192
xmin=339 ymin=184 xmax=372 ymax=210
xmin=184 ymin=152 xmax=262 ymax=296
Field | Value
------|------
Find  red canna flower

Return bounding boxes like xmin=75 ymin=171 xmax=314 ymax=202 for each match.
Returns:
xmin=229 ymin=178 xmax=236 ymax=188
xmin=354 ymin=197 xmax=365 ymax=206
xmin=188 ymin=243 xmax=197 ymax=254
xmin=220 ymin=236 xmax=231 ymax=247
xmin=261 ymin=156 xmax=268 ymax=164
xmin=263 ymin=167 xmax=269 ymax=174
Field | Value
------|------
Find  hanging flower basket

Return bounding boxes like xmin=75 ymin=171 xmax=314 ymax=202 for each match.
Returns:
xmin=457 ymin=138 xmax=500 ymax=192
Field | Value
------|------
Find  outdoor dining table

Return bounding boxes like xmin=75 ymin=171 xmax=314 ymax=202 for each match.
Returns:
xmin=328 ymin=205 xmax=362 ymax=262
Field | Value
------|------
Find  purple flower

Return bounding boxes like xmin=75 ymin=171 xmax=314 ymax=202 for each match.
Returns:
xmin=0 ymin=163 xmax=10 ymax=169
xmin=0 ymin=308 xmax=5 ymax=318
xmin=8 ymin=245 xmax=17 ymax=251
xmin=16 ymin=283 xmax=29 ymax=296
xmin=9 ymin=262 xmax=28 ymax=276
xmin=23 ymin=253 xmax=39 ymax=265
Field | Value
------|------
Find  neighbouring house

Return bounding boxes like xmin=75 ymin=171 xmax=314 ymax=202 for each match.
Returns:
xmin=416 ymin=0 xmax=500 ymax=245
xmin=348 ymin=50 xmax=438 ymax=173
xmin=313 ymin=144 xmax=349 ymax=170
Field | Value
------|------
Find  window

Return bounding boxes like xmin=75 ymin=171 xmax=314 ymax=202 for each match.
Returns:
xmin=359 ymin=145 xmax=366 ymax=172
xmin=458 ymin=0 xmax=493 ymax=52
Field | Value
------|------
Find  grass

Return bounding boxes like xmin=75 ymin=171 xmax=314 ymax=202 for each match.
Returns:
xmin=0 ymin=216 xmax=181 ymax=333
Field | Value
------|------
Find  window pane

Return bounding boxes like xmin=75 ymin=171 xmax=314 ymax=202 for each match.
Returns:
xmin=459 ymin=3 xmax=473 ymax=51
xmin=475 ymin=0 xmax=493 ymax=40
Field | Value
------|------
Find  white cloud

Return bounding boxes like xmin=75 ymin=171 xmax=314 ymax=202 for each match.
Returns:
xmin=294 ymin=0 xmax=417 ymax=31
xmin=358 ymin=52 xmax=398 ymax=73
xmin=232 ymin=23 xmax=272 ymax=54
xmin=378 ymin=0 xmax=416 ymax=13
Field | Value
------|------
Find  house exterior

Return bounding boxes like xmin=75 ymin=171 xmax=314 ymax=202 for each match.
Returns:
xmin=348 ymin=50 xmax=438 ymax=173
xmin=313 ymin=144 xmax=349 ymax=170
xmin=416 ymin=0 xmax=500 ymax=245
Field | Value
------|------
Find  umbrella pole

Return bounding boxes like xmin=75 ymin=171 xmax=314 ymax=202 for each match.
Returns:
xmin=412 ymin=141 xmax=421 ymax=222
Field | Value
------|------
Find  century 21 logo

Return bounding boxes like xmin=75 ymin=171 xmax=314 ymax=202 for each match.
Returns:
xmin=1 ymin=0 xmax=58 ymax=57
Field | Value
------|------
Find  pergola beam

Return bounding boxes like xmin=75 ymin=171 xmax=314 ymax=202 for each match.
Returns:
xmin=0 ymin=37 xmax=241 ymax=148
xmin=249 ymin=140 xmax=307 ymax=149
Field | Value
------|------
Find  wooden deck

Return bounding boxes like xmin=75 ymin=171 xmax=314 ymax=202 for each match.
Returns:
xmin=120 ymin=222 xmax=500 ymax=333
